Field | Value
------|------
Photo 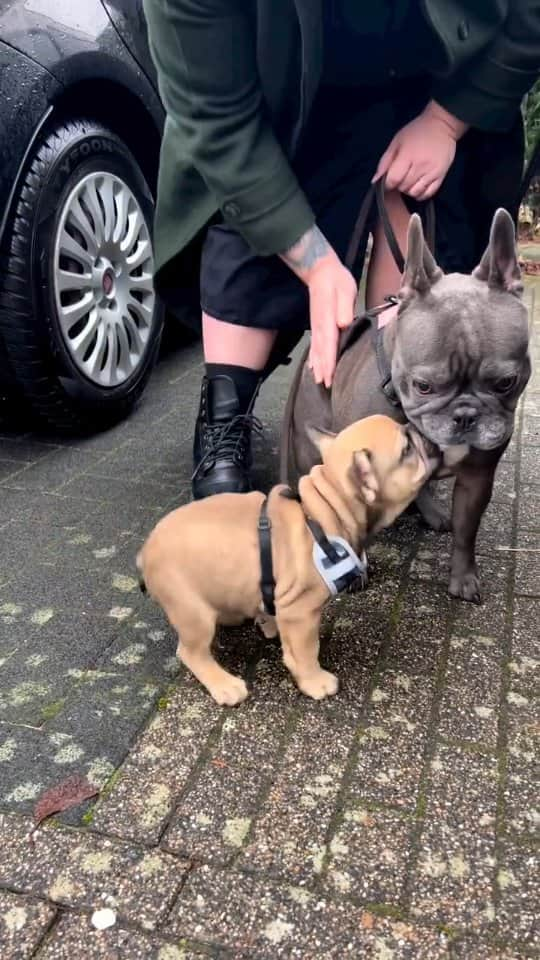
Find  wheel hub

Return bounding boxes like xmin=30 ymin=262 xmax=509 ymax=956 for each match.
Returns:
xmin=53 ymin=171 xmax=155 ymax=388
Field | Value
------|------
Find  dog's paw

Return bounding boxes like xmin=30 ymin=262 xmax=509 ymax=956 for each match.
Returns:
xmin=448 ymin=571 xmax=482 ymax=604
xmin=209 ymin=675 xmax=249 ymax=707
xmin=298 ymin=669 xmax=339 ymax=701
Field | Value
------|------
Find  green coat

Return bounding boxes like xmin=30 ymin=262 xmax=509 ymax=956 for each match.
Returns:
xmin=143 ymin=0 xmax=540 ymax=298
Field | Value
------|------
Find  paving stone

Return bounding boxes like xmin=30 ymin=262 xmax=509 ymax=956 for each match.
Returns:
xmin=503 ymin=692 xmax=539 ymax=839
xmin=496 ymin=846 xmax=539 ymax=947
xmin=0 ymin=460 xmax=31 ymax=482
xmin=521 ymin=416 xmax=540 ymax=447
xmin=0 ymin=812 xmax=190 ymax=931
xmin=410 ymin=745 xmax=498 ymax=929
xmin=325 ymin=804 xmax=412 ymax=903
xmin=240 ymin=703 xmax=357 ymax=881
xmin=0 ymin=890 xmax=55 ymax=960
xmin=0 ymin=611 xmax=122 ymax=726
xmin=519 ymin=446 xmax=540 ymax=486
xmin=320 ymin=587 xmax=391 ymax=708
xmin=514 ymin=533 xmax=540 ymax=597
xmin=0 ymin=563 xmax=126 ymax=621
xmin=346 ymin=667 xmax=435 ymax=812
xmin=166 ymin=864 xmax=451 ymax=958
xmin=450 ymin=938 xmax=534 ymax=959
xmin=0 ymin=676 xmax=161 ymax=819
xmin=491 ymin=462 xmax=516 ymax=504
xmin=164 ymin=701 xmax=290 ymax=864
xmin=475 ymin=501 xmax=515 ymax=555
xmin=386 ymin=581 xmax=449 ymax=676
xmin=0 ymin=519 xmax=89 ymax=576
xmin=517 ymin=483 xmax=540 ymax=531
xmin=58 ymin=474 xmax=178 ymax=511
xmin=38 ymin=914 xmax=210 ymax=960
xmin=91 ymin=437 xmax=191 ymax=487
xmin=3 ymin=450 xmax=103 ymax=493
xmin=92 ymin=682 xmax=221 ymax=843
xmin=438 ymin=633 xmax=503 ymax=747
xmin=95 ymin=619 xmax=177 ymax=685
xmin=0 ymin=437 xmax=59 ymax=463
xmin=409 ymin=544 xmax=451 ymax=584
xmin=0 ymin=488 xmax=92 ymax=527
xmin=510 ymin=597 xmax=540 ymax=698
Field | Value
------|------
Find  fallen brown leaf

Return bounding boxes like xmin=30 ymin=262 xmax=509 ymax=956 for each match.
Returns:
xmin=33 ymin=775 xmax=99 ymax=827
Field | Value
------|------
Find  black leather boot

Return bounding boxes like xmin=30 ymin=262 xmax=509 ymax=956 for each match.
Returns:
xmin=192 ymin=375 xmax=261 ymax=500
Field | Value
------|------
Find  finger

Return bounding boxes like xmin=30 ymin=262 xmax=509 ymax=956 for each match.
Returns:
xmin=406 ymin=173 xmax=434 ymax=199
xmin=322 ymin=326 xmax=338 ymax=388
xmin=371 ymin=141 xmax=398 ymax=184
xmin=309 ymin=288 xmax=333 ymax=385
xmin=415 ymin=177 xmax=442 ymax=201
xmin=399 ymin=164 xmax=432 ymax=196
xmin=313 ymin=303 xmax=337 ymax=388
xmin=336 ymin=281 xmax=356 ymax=329
xmin=384 ymin=156 xmax=413 ymax=192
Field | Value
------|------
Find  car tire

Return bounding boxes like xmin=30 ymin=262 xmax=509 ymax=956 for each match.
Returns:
xmin=0 ymin=118 xmax=163 ymax=434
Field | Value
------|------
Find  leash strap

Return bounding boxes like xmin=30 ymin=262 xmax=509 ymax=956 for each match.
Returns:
xmin=345 ymin=175 xmax=436 ymax=275
xmin=258 ymin=497 xmax=276 ymax=615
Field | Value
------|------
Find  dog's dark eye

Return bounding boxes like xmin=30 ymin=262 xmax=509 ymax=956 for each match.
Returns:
xmin=495 ymin=375 xmax=517 ymax=394
xmin=413 ymin=379 xmax=433 ymax=395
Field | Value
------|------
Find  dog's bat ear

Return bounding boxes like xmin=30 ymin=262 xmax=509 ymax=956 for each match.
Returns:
xmin=306 ymin=424 xmax=336 ymax=458
xmin=473 ymin=208 xmax=523 ymax=296
xmin=351 ymin=449 xmax=379 ymax=504
xmin=399 ymin=214 xmax=442 ymax=303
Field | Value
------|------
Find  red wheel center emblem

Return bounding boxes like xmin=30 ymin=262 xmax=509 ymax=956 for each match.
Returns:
xmin=102 ymin=271 xmax=114 ymax=296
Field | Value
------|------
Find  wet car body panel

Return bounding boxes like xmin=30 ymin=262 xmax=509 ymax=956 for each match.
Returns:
xmin=0 ymin=0 xmax=163 ymax=124
xmin=0 ymin=0 xmax=164 ymax=248
xmin=0 ymin=40 xmax=61 ymax=259
xmin=101 ymin=0 xmax=157 ymax=86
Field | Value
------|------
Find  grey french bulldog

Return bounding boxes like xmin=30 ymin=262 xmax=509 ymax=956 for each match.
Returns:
xmin=281 ymin=208 xmax=531 ymax=603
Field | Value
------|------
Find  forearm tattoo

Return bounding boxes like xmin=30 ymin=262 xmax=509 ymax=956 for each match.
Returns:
xmin=280 ymin=225 xmax=330 ymax=274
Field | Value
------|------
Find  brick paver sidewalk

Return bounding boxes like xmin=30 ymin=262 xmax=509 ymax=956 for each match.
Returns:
xmin=0 ymin=287 xmax=538 ymax=959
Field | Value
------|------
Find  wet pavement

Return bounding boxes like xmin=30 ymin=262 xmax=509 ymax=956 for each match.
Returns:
xmin=0 ymin=286 xmax=538 ymax=958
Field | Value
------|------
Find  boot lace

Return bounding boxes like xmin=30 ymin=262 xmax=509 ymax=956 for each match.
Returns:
xmin=192 ymin=412 xmax=264 ymax=480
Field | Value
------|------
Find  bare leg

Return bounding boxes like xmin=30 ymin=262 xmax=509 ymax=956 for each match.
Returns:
xmin=278 ymin=612 xmax=338 ymax=700
xmin=449 ymin=463 xmax=497 ymax=603
xmin=202 ymin=312 xmax=277 ymax=368
xmin=171 ymin=605 xmax=249 ymax=706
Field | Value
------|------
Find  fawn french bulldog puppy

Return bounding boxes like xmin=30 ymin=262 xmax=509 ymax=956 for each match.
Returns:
xmin=137 ymin=415 xmax=440 ymax=705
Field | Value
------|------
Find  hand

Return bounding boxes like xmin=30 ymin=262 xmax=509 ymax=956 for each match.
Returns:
xmin=373 ymin=101 xmax=469 ymax=200
xmin=280 ymin=226 xmax=356 ymax=387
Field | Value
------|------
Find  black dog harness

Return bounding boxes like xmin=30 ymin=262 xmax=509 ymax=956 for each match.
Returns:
xmin=337 ymin=296 xmax=402 ymax=409
xmin=258 ymin=496 xmax=368 ymax=616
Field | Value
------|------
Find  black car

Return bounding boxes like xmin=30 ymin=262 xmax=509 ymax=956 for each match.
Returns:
xmin=0 ymin=0 xmax=165 ymax=433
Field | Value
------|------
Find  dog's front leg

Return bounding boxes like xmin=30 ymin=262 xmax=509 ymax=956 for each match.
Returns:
xmin=449 ymin=462 xmax=496 ymax=603
xmin=278 ymin=612 xmax=338 ymax=700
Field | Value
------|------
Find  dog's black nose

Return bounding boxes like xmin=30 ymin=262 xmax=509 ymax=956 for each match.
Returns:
xmin=452 ymin=407 xmax=479 ymax=432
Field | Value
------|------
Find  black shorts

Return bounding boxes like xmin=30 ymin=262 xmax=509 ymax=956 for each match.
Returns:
xmin=199 ymin=79 xmax=478 ymax=332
